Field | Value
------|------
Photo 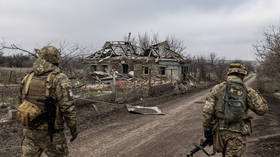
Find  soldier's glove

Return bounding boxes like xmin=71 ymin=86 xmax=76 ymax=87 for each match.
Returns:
xmin=204 ymin=127 xmax=212 ymax=140
xmin=70 ymin=127 xmax=78 ymax=142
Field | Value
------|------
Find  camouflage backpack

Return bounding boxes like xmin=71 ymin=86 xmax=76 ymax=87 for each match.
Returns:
xmin=223 ymin=81 xmax=247 ymax=123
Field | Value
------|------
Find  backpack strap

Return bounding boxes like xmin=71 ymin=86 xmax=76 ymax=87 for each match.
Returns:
xmin=24 ymin=72 xmax=35 ymax=95
xmin=46 ymin=72 xmax=54 ymax=97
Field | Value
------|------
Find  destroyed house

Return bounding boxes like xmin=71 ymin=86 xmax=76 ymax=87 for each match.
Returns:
xmin=84 ymin=41 xmax=190 ymax=81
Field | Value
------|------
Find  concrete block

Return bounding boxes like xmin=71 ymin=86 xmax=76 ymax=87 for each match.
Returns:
xmin=8 ymin=109 xmax=17 ymax=120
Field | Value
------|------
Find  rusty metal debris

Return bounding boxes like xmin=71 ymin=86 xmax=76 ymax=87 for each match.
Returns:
xmin=126 ymin=104 xmax=165 ymax=115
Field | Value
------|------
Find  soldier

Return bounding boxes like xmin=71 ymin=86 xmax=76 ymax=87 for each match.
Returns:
xmin=202 ymin=63 xmax=268 ymax=157
xmin=17 ymin=46 xmax=78 ymax=157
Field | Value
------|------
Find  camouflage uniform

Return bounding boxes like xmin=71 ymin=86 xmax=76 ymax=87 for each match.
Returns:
xmin=19 ymin=46 xmax=77 ymax=157
xmin=202 ymin=65 xmax=268 ymax=157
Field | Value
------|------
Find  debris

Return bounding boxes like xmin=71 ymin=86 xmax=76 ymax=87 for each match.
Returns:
xmin=128 ymin=71 xmax=134 ymax=77
xmin=116 ymin=81 xmax=133 ymax=88
xmin=273 ymin=93 xmax=280 ymax=99
xmin=8 ymin=109 xmax=17 ymax=120
xmin=115 ymin=98 xmax=127 ymax=104
xmin=0 ymin=118 xmax=9 ymax=124
xmin=0 ymin=103 xmax=8 ymax=109
xmin=91 ymin=104 xmax=100 ymax=115
xmin=126 ymin=104 xmax=165 ymax=115
xmin=92 ymin=71 xmax=110 ymax=77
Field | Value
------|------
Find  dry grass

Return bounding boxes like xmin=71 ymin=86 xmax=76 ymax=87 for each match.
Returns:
xmin=257 ymin=76 xmax=280 ymax=93
xmin=0 ymin=67 xmax=31 ymax=84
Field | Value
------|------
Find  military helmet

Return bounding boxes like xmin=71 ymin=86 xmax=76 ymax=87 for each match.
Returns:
xmin=227 ymin=63 xmax=248 ymax=76
xmin=38 ymin=46 xmax=61 ymax=64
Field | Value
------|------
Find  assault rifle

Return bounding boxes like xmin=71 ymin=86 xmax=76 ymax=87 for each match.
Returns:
xmin=31 ymin=96 xmax=57 ymax=142
xmin=186 ymin=126 xmax=215 ymax=157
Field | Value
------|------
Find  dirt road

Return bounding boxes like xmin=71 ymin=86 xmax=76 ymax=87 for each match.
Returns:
xmin=69 ymin=76 xmax=260 ymax=157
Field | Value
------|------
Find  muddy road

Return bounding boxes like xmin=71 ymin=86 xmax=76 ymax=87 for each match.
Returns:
xmin=69 ymin=76 xmax=262 ymax=157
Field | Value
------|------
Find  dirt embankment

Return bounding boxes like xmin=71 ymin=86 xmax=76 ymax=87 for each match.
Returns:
xmin=246 ymin=93 xmax=280 ymax=157
xmin=244 ymin=78 xmax=280 ymax=157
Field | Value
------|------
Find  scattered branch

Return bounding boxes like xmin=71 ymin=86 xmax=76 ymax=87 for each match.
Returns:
xmin=0 ymin=43 xmax=37 ymax=58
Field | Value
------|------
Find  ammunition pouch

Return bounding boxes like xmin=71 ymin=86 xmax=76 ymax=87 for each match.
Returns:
xmin=241 ymin=118 xmax=252 ymax=136
xmin=213 ymin=129 xmax=224 ymax=153
xmin=16 ymin=100 xmax=42 ymax=127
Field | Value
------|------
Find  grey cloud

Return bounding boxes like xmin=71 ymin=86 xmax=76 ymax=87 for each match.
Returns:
xmin=0 ymin=0 xmax=279 ymax=60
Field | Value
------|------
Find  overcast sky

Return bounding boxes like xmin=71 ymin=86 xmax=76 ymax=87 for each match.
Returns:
xmin=1 ymin=0 xmax=280 ymax=60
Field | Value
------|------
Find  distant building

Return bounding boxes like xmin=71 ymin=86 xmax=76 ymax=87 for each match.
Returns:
xmin=84 ymin=41 xmax=190 ymax=81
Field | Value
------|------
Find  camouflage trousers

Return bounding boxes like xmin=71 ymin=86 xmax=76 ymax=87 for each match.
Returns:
xmin=21 ymin=128 xmax=69 ymax=157
xmin=220 ymin=131 xmax=247 ymax=157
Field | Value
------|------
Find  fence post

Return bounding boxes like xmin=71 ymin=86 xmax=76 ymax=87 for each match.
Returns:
xmin=112 ymin=71 xmax=116 ymax=99
xmin=148 ymin=68 xmax=151 ymax=88
xmin=170 ymin=69 xmax=173 ymax=83
xmin=133 ymin=72 xmax=136 ymax=90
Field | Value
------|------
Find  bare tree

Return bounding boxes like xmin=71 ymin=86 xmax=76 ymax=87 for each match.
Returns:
xmin=0 ymin=41 xmax=90 ymax=75
xmin=190 ymin=56 xmax=208 ymax=81
xmin=125 ymin=32 xmax=186 ymax=55
xmin=214 ymin=58 xmax=228 ymax=82
xmin=254 ymin=25 xmax=280 ymax=80
xmin=0 ymin=42 xmax=37 ymax=57
xmin=209 ymin=52 xmax=217 ymax=65
xmin=165 ymin=35 xmax=186 ymax=55
xmin=136 ymin=32 xmax=159 ymax=49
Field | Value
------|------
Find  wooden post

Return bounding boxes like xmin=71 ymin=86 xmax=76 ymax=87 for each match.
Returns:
xmin=133 ymin=72 xmax=136 ymax=89
xmin=170 ymin=69 xmax=173 ymax=83
xmin=112 ymin=71 xmax=116 ymax=97
xmin=91 ymin=104 xmax=100 ymax=115
xmin=8 ymin=71 xmax=13 ymax=83
xmin=148 ymin=68 xmax=151 ymax=88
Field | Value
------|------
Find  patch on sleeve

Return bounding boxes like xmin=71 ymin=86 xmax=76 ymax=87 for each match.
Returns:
xmin=67 ymin=87 xmax=74 ymax=100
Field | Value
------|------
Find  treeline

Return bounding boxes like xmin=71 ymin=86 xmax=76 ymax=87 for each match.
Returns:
xmin=189 ymin=53 xmax=254 ymax=83
xmin=0 ymin=53 xmax=35 ymax=67
xmin=0 ymin=35 xmax=255 ymax=82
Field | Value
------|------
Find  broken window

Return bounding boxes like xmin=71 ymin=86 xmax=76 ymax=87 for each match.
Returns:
xmin=182 ymin=66 xmax=189 ymax=74
xmin=102 ymin=65 xmax=108 ymax=72
xmin=143 ymin=66 xmax=149 ymax=75
xmin=91 ymin=65 xmax=97 ymax=72
xmin=159 ymin=67 xmax=166 ymax=75
xmin=122 ymin=64 xmax=129 ymax=74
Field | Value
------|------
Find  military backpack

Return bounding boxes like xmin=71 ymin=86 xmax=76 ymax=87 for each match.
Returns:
xmin=16 ymin=72 xmax=56 ymax=127
xmin=223 ymin=81 xmax=247 ymax=123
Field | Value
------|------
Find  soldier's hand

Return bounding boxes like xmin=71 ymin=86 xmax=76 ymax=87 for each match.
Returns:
xmin=70 ymin=127 xmax=78 ymax=142
xmin=204 ymin=127 xmax=212 ymax=140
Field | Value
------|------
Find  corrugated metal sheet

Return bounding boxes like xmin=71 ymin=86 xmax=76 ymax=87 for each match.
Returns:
xmin=159 ymin=61 xmax=180 ymax=66
xmin=159 ymin=61 xmax=190 ymax=67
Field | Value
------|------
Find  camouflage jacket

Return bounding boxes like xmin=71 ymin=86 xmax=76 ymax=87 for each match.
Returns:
xmin=202 ymin=75 xmax=268 ymax=135
xmin=19 ymin=58 xmax=77 ymax=130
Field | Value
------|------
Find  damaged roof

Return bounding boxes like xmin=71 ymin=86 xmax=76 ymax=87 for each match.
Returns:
xmin=85 ymin=40 xmax=187 ymax=61
xmin=86 ymin=41 xmax=143 ymax=59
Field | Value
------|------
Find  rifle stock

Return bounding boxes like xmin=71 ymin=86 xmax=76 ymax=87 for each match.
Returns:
xmin=186 ymin=125 xmax=215 ymax=157
xmin=186 ymin=138 xmax=212 ymax=157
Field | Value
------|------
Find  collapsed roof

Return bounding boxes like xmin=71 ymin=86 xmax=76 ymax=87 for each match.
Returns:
xmin=85 ymin=41 xmax=185 ymax=60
